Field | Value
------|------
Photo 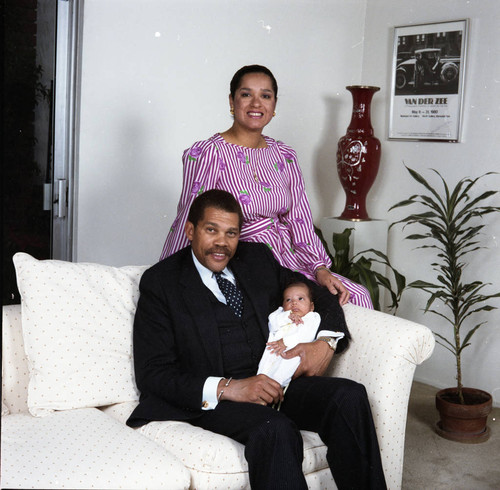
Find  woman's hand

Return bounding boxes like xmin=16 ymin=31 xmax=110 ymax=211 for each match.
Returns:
xmin=315 ymin=268 xmax=350 ymax=306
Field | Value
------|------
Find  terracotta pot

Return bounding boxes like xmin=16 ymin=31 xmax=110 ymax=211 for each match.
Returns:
xmin=435 ymin=387 xmax=492 ymax=443
xmin=336 ymin=85 xmax=381 ymax=221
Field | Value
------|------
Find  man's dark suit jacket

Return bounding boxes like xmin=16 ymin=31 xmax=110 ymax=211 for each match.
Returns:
xmin=127 ymin=242 xmax=350 ymax=428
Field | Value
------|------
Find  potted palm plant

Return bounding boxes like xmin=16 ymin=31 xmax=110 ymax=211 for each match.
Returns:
xmin=390 ymin=166 xmax=500 ymax=443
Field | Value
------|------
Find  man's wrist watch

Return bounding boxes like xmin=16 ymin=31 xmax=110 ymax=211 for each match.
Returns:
xmin=317 ymin=336 xmax=336 ymax=351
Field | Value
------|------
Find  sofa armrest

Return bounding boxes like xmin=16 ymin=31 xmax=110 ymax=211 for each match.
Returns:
xmin=326 ymin=303 xmax=435 ymax=490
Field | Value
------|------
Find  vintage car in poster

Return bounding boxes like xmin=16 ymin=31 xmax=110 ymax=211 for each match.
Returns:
xmin=395 ymin=48 xmax=460 ymax=94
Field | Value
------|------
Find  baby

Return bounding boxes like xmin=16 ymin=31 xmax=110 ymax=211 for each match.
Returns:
xmin=257 ymin=281 xmax=323 ymax=388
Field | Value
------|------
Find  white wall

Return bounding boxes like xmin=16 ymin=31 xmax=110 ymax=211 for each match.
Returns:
xmin=76 ymin=0 xmax=500 ymax=404
xmin=361 ymin=0 xmax=500 ymax=404
xmin=76 ymin=0 xmax=366 ymax=266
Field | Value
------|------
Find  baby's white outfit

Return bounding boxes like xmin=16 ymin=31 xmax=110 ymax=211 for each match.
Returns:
xmin=257 ymin=307 xmax=321 ymax=387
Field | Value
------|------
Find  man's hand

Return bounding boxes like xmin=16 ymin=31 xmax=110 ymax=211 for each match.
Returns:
xmin=281 ymin=340 xmax=334 ymax=378
xmin=220 ymin=375 xmax=283 ymax=406
xmin=315 ymin=268 xmax=350 ymax=306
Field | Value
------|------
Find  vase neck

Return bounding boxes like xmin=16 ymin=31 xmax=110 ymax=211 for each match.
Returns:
xmin=346 ymin=86 xmax=378 ymax=135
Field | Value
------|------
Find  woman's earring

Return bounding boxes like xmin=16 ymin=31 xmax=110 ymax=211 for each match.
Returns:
xmin=273 ymin=111 xmax=276 ymax=117
xmin=230 ymin=108 xmax=235 ymax=115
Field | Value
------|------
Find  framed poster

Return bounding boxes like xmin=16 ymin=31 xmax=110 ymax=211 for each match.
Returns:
xmin=389 ymin=19 xmax=469 ymax=141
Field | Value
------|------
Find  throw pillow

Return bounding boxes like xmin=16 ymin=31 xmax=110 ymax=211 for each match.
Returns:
xmin=13 ymin=253 xmax=148 ymax=416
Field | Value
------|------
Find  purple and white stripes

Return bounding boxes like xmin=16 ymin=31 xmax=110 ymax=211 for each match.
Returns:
xmin=160 ymin=133 xmax=373 ymax=309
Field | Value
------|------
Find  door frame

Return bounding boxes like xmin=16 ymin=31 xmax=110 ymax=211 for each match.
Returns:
xmin=52 ymin=0 xmax=83 ymax=261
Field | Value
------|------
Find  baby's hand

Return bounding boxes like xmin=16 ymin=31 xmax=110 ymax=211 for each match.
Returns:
xmin=288 ymin=312 xmax=304 ymax=325
xmin=267 ymin=339 xmax=287 ymax=356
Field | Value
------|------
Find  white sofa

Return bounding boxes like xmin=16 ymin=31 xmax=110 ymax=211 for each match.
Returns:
xmin=1 ymin=253 xmax=435 ymax=489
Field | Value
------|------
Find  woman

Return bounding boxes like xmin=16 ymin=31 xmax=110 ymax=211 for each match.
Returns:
xmin=160 ymin=65 xmax=372 ymax=308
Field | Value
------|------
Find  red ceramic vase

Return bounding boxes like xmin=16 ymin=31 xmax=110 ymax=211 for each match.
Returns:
xmin=336 ymin=85 xmax=381 ymax=220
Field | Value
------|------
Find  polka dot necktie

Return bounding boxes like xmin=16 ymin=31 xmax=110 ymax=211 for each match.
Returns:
xmin=214 ymin=272 xmax=244 ymax=317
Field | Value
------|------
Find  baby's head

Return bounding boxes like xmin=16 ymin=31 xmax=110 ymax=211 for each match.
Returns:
xmin=282 ymin=281 xmax=314 ymax=318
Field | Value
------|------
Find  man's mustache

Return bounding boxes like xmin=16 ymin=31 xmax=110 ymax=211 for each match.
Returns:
xmin=206 ymin=247 xmax=231 ymax=256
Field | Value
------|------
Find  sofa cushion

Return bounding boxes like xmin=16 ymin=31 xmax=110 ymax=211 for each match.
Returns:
xmin=13 ymin=253 xmax=147 ymax=416
xmin=137 ymin=420 xmax=330 ymax=488
xmin=0 ymin=408 xmax=190 ymax=489
xmin=99 ymin=402 xmax=334 ymax=488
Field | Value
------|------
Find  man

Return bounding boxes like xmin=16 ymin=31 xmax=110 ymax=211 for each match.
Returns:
xmin=127 ymin=190 xmax=386 ymax=489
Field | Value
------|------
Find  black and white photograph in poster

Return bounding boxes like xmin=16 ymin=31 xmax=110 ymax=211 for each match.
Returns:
xmin=389 ymin=19 xmax=469 ymax=141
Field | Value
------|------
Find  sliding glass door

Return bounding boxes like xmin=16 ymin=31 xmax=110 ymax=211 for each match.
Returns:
xmin=2 ymin=0 xmax=81 ymax=304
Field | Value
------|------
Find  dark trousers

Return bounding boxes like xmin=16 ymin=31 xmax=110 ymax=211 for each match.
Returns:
xmin=189 ymin=376 xmax=387 ymax=490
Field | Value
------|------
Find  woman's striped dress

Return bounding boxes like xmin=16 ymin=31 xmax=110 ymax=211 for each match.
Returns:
xmin=160 ymin=133 xmax=373 ymax=308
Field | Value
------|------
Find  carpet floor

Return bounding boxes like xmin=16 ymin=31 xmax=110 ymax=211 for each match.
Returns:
xmin=403 ymin=381 xmax=500 ymax=489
